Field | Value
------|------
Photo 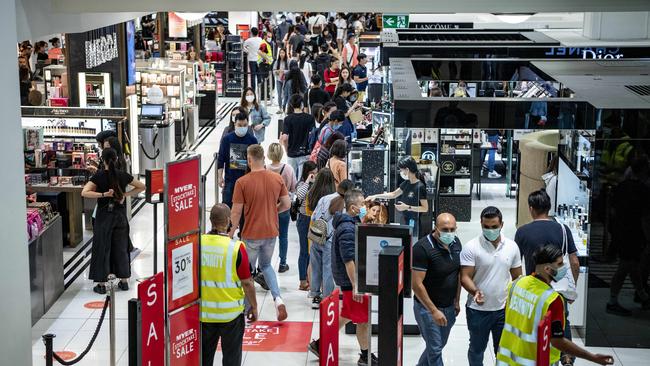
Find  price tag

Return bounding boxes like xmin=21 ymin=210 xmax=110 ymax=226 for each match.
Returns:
xmin=171 ymin=243 xmax=193 ymax=300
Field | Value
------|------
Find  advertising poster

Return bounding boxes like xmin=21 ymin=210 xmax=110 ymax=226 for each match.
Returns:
xmin=366 ymin=236 xmax=403 ymax=286
xmin=168 ymin=12 xmax=188 ymax=38
xmin=167 ymin=233 xmax=199 ymax=311
xmin=166 ymin=158 xmax=200 ymax=239
xmin=138 ymin=272 xmax=165 ymax=366
xmin=319 ymin=289 xmax=339 ymax=366
xmin=125 ymin=20 xmax=136 ymax=85
xmin=169 ymin=303 xmax=200 ymax=366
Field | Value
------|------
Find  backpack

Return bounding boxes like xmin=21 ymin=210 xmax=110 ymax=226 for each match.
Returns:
xmin=309 ymin=125 xmax=333 ymax=163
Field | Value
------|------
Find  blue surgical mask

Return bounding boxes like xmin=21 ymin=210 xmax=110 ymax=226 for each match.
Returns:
xmin=438 ymin=231 xmax=456 ymax=245
xmin=235 ymin=126 xmax=248 ymax=137
xmin=358 ymin=206 xmax=367 ymax=220
xmin=483 ymin=228 xmax=501 ymax=242
xmin=551 ymin=264 xmax=568 ymax=282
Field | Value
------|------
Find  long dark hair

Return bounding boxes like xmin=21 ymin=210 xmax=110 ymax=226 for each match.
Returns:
xmin=308 ymin=168 xmax=336 ymax=211
xmin=275 ymin=48 xmax=288 ymax=70
xmin=287 ymin=62 xmax=306 ymax=95
xmin=240 ymin=87 xmax=259 ymax=110
xmin=102 ymin=148 xmax=124 ymax=202
xmin=104 ymin=136 xmax=127 ymax=171
xmin=301 ymin=161 xmax=318 ymax=182
xmin=398 ymin=156 xmax=426 ymax=185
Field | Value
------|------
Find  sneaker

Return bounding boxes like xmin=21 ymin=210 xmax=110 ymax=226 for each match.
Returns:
xmin=276 ymin=110 xmax=283 ymax=114
xmin=118 ymin=281 xmax=129 ymax=291
xmin=606 ymin=302 xmax=632 ymax=316
xmin=279 ymin=264 xmax=290 ymax=273
xmin=308 ymin=339 xmax=320 ymax=358
xmin=357 ymin=352 xmax=378 ymax=366
xmin=254 ymin=272 xmax=270 ymax=291
xmin=275 ymin=297 xmax=288 ymax=321
xmin=311 ymin=296 xmax=322 ymax=309
xmin=488 ymin=171 xmax=502 ymax=179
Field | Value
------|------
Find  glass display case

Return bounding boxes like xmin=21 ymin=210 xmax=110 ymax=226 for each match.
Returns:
xmin=78 ymin=72 xmax=111 ymax=108
xmin=135 ymin=65 xmax=186 ymax=121
xmin=42 ymin=65 xmax=69 ymax=106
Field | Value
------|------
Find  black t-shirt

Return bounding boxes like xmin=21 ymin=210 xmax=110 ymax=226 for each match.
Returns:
xmin=412 ymin=234 xmax=462 ymax=308
xmin=514 ymin=220 xmax=578 ymax=275
xmin=282 ymin=113 xmax=315 ymax=157
xmin=90 ymin=169 xmax=134 ymax=207
xmin=307 ymin=87 xmax=330 ymax=108
xmin=399 ymin=180 xmax=427 ymax=208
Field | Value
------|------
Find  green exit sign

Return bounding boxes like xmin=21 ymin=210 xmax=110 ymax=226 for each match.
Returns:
xmin=383 ymin=14 xmax=410 ymax=29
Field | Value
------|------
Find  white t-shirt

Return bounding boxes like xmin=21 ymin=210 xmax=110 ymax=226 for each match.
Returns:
xmin=301 ymin=62 xmax=313 ymax=84
xmin=243 ymin=36 xmax=263 ymax=63
xmin=460 ymin=234 xmax=522 ymax=311
xmin=335 ymin=18 xmax=347 ymax=39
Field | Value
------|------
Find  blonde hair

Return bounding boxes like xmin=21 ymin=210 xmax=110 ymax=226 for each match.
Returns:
xmin=247 ymin=144 xmax=265 ymax=162
xmin=267 ymin=142 xmax=284 ymax=162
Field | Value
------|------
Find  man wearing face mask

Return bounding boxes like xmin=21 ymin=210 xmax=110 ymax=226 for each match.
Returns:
xmin=412 ymin=213 xmax=462 ymax=366
xmin=217 ymin=112 xmax=258 ymax=208
xmin=460 ymin=206 xmax=522 ymax=366
xmin=497 ymin=245 xmax=615 ymax=366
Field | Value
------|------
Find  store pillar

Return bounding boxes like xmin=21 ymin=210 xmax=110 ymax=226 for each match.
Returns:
xmin=0 ymin=0 xmax=31 ymax=364
xmin=378 ymin=246 xmax=404 ymax=366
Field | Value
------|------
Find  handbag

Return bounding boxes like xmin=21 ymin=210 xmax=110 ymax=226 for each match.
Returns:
xmin=308 ymin=218 xmax=329 ymax=245
xmin=552 ymin=223 xmax=578 ymax=301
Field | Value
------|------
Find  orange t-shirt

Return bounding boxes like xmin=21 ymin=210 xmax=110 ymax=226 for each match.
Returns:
xmin=328 ymin=158 xmax=347 ymax=188
xmin=233 ymin=170 xmax=289 ymax=240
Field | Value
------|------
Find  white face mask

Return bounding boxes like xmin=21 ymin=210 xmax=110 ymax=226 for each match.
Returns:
xmin=245 ymin=95 xmax=255 ymax=103
xmin=400 ymin=171 xmax=409 ymax=180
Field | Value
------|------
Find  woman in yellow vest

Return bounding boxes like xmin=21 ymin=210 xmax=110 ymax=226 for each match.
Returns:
xmin=497 ymin=245 xmax=614 ymax=366
xmin=201 ymin=203 xmax=258 ymax=366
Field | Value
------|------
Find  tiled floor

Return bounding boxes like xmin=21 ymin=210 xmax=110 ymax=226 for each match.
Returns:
xmin=31 ymin=98 xmax=650 ymax=365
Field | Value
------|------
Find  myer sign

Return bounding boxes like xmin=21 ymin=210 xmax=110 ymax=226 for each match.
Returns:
xmin=544 ymin=47 xmax=624 ymax=60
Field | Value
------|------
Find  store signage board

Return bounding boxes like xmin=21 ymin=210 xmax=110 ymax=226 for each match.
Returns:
xmin=319 ymin=289 xmax=340 ymax=366
xmin=21 ymin=106 xmax=127 ymax=118
xmin=544 ymin=47 xmax=625 ymax=59
xmin=410 ymin=22 xmax=473 ymax=29
xmin=166 ymin=157 xmax=200 ymax=239
xmin=138 ymin=272 xmax=165 ymax=366
xmin=168 ymin=12 xmax=188 ymax=38
xmin=383 ymin=14 xmax=410 ymax=29
xmin=146 ymin=169 xmax=164 ymax=204
xmin=167 ymin=232 xmax=200 ymax=312
xmin=169 ymin=303 xmax=200 ymax=366
xmin=355 ymin=224 xmax=412 ymax=296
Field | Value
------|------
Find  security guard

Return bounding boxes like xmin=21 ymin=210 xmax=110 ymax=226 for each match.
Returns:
xmin=497 ymin=245 xmax=614 ymax=366
xmin=201 ymin=204 xmax=258 ymax=366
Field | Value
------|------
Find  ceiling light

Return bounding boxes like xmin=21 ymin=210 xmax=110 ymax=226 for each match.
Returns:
xmin=493 ymin=13 xmax=535 ymax=24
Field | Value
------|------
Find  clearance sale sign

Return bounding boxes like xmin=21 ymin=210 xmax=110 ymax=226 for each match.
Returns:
xmin=164 ymin=156 xmax=202 ymax=366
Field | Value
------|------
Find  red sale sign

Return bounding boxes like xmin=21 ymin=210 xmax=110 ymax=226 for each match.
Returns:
xmin=166 ymin=157 xmax=200 ymax=239
xmin=319 ymin=289 xmax=339 ymax=366
xmin=167 ymin=233 xmax=200 ymax=312
xmin=138 ymin=273 xmax=164 ymax=366
xmin=169 ymin=304 xmax=200 ymax=366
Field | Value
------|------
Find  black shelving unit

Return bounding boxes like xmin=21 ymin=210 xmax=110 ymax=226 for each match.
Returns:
xmin=438 ymin=129 xmax=473 ymax=222
xmin=225 ymin=35 xmax=243 ymax=97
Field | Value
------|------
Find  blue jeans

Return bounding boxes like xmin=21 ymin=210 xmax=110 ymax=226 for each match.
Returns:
xmin=309 ymin=239 xmax=334 ymax=297
xmin=248 ymin=61 xmax=259 ymax=90
xmin=278 ymin=210 xmax=290 ymax=265
xmin=276 ymin=80 xmax=285 ymax=110
xmin=244 ymin=237 xmax=281 ymax=300
xmin=296 ymin=214 xmax=311 ymax=281
xmin=466 ymin=307 xmax=505 ymax=366
xmin=487 ymin=135 xmax=499 ymax=173
xmin=287 ymin=155 xmax=309 ymax=180
xmin=222 ymin=180 xmax=235 ymax=207
xmin=413 ymin=301 xmax=457 ymax=366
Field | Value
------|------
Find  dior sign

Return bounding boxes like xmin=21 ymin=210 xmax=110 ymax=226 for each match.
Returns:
xmin=85 ymin=33 xmax=119 ymax=69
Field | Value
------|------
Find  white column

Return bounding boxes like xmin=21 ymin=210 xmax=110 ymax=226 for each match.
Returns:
xmin=0 ymin=0 xmax=33 ymax=365
xmin=583 ymin=12 xmax=650 ymax=40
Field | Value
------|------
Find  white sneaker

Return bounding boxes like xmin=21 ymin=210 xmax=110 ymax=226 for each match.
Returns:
xmin=488 ymin=171 xmax=502 ymax=179
xmin=275 ymin=297 xmax=288 ymax=321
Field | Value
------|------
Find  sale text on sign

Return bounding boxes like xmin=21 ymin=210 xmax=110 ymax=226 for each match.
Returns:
xmin=166 ymin=158 xmax=200 ymax=239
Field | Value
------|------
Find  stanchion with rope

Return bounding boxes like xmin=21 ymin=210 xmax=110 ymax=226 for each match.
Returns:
xmin=43 ymin=275 xmax=117 ymax=366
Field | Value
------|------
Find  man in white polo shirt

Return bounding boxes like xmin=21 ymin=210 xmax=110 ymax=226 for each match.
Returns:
xmin=460 ymin=206 xmax=522 ymax=366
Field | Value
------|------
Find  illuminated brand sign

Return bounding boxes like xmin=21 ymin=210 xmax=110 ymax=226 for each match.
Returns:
xmin=544 ymin=47 xmax=624 ymax=60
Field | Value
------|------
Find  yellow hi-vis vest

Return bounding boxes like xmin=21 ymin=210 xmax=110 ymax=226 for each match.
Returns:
xmin=497 ymin=275 xmax=563 ymax=366
xmin=258 ymin=40 xmax=273 ymax=65
xmin=200 ymin=235 xmax=245 ymax=323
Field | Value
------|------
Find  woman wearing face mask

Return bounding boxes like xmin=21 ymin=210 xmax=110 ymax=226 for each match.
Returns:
xmin=366 ymin=156 xmax=429 ymax=238
xmin=240 ymin=87 xmax=271 ymax=143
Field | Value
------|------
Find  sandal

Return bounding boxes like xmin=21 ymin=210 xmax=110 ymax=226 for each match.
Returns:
xmin=299 ymin=281 xmax=310 ymax=291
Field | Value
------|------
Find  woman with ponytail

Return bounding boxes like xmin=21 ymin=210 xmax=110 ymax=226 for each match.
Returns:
xmin=82 ymin=148 xmax=145 ymax=294
xmin=366 ymin=156 xmax=429 ymax=239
